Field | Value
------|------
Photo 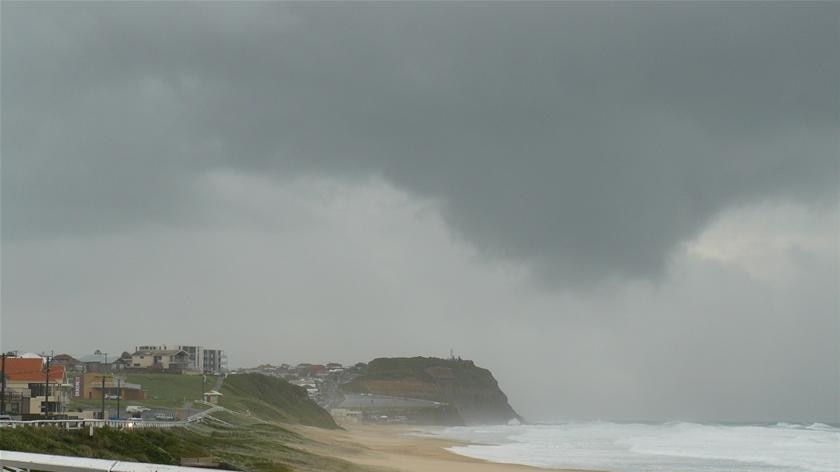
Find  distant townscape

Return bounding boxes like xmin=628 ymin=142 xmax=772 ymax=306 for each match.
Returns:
xmin=1 ymin=348 xmax=518 ymax=427
xmin=0 ymin=344 xmax=226 ymax=420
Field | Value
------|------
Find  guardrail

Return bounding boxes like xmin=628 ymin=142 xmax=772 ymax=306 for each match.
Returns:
xmin=0 ymin=419 xmax=179 ymax=429
xmin=0 ymin=407 xmax=222 ymax=430
xmin=0 ymin=450 xmax=222 ymax=472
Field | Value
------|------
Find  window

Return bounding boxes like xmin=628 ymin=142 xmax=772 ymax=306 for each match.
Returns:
xmin=27 ymin=383 xmax=55 ymax=397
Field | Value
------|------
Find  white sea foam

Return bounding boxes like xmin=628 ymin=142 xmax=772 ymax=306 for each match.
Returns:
xmin=427 ymin=421 xmax=840 ymax=472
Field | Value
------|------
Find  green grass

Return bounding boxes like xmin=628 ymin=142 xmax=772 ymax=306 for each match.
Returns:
xmin=124 ymin=373 xmax=218 ymax=407
xmin=0 ymin=426 xmax=211 ymax=464
xmin=0 ymin=413 xmax=365 ymax=472
xmin=9 ymin=373 xmax=353 ymax=471
xmin=67 ymin=373 xmax=218 ymax=411
xmin=220 ymin=374 xmax=338 ymax=429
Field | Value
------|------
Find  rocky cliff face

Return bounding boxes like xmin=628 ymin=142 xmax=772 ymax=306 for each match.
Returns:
xmin=341 ymin=357 xmax=521 ymax=425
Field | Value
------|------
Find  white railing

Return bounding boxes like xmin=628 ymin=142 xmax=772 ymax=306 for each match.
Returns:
xmin=1 ymin=419 xmax=176 ymax=429
xmin=0 ymin=406 xmax=222 ymax=430
xmin=0 ymin=450 xmax=222 ymax=472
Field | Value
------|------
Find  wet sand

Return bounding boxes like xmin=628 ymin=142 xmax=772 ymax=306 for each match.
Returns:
xmin=294 ymin=423 xmax=597 ymax=472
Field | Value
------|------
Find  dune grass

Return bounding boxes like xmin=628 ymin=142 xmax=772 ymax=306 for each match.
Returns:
xmin=0 ymin=411 xmax=363 ymax=472
xmin=219 ymin=374 xmax=338 ymax=429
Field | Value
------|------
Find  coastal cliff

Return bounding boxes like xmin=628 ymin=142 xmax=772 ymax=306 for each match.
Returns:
xmin=340 ymin=357 xmax=521 ymax=425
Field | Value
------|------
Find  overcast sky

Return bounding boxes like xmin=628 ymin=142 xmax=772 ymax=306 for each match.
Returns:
xmin=2 ymin=2 xmax=838 ymax=423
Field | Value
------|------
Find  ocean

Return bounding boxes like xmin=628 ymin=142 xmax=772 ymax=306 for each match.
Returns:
xmin=424 ymin=421 xmax=840 ymax=472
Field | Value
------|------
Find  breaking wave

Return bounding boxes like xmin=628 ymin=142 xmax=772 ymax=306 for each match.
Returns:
xmin=428 ymin=421 xmax=840 ymax=472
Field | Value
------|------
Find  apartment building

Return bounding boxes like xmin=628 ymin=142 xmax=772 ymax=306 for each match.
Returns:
xmin=134 ymin=344 xmax=226 ymax=374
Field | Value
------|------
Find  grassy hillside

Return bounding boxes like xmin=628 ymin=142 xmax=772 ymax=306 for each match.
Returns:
xmin=220 ymin=374 xmax=338 ymax=429
xmin=67 ymin=373 xmax=217 ymax=411
xmin=3 ymin=374 xmax=349 ymax=471
xmin=124 ymin=373 xmax=217 ymax=407
xmin=341 ymin=357 xmax=521 ymax=425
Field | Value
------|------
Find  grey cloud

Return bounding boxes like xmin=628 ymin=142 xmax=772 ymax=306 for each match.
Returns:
xmin=3 ymin=2 xmax=838 ymax=283
xmin=2 ymin=180 xmax=837 ymax=422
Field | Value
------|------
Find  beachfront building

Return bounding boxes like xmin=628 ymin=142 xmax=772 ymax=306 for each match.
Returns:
xmin=2 ymin=356 xmax=70 ymax=416
xmin=71 ymin=373 xmax=145 ymax=401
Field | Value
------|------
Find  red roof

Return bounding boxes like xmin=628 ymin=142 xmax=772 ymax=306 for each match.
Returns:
xmin=3 ymin=358 xmax=66 ymax=382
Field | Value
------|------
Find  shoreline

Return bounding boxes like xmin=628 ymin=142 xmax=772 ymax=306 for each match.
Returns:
xmin=294 ymin=423 xmax=600 ymax=472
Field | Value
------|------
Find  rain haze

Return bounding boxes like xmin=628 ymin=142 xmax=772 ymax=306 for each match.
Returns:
xmin=2 ymin=2 xmax=838 ymax=424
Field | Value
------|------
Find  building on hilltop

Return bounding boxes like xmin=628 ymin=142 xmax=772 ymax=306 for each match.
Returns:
xmin=202 ymin=348 xmax=226 ymax=374
xmin=134 ymin=345 xmax=227 ymax=374
xmin=130 ymin=349 xmax=190 ymax=373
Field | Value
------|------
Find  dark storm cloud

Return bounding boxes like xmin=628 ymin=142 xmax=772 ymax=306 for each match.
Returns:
xmin=3 ymin=2 xmax=838 ymax=282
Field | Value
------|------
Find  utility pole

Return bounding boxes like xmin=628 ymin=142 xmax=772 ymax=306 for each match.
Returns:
xmin=116 ymin=378 xmax=121 ymax=419
xmin=101 ymin=375 xmax=106 ymax=420
xmin=1 ymin=353 xmax=6 ymax=415
xmin=43 ymin=354 xmax=51 ymax=418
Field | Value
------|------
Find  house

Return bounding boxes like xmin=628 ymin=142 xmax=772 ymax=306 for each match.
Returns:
xmin=51 ymin=354 xmax=82 ymax=373
xmin=79 ymin=350 xmax=111 ymax=373
xmin=2 ymin=356 xmax=69 ymax=416
xmin=130 ymin=349 xmax=190 ymax=372
xmin=112 ymin=352 xmax=133 ymax=371
xmin=73 ymin=373 xmax=145 ymax=401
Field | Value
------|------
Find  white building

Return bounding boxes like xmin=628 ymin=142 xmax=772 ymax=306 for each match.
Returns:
xmin=134 ymin=345 xmax=227 ymax=374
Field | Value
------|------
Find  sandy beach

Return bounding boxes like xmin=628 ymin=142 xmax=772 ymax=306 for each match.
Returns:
xmin=294 ymin=423 xmax=596 ymax=472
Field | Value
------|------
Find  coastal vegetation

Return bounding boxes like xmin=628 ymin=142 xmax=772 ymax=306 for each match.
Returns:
xmin=2 ymin=373 xmax=349 ymax=471
xmin=0 ymin=416 xmax=361 ymax=472
xmin=219 ymin=373 xmax=338 ymax=429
